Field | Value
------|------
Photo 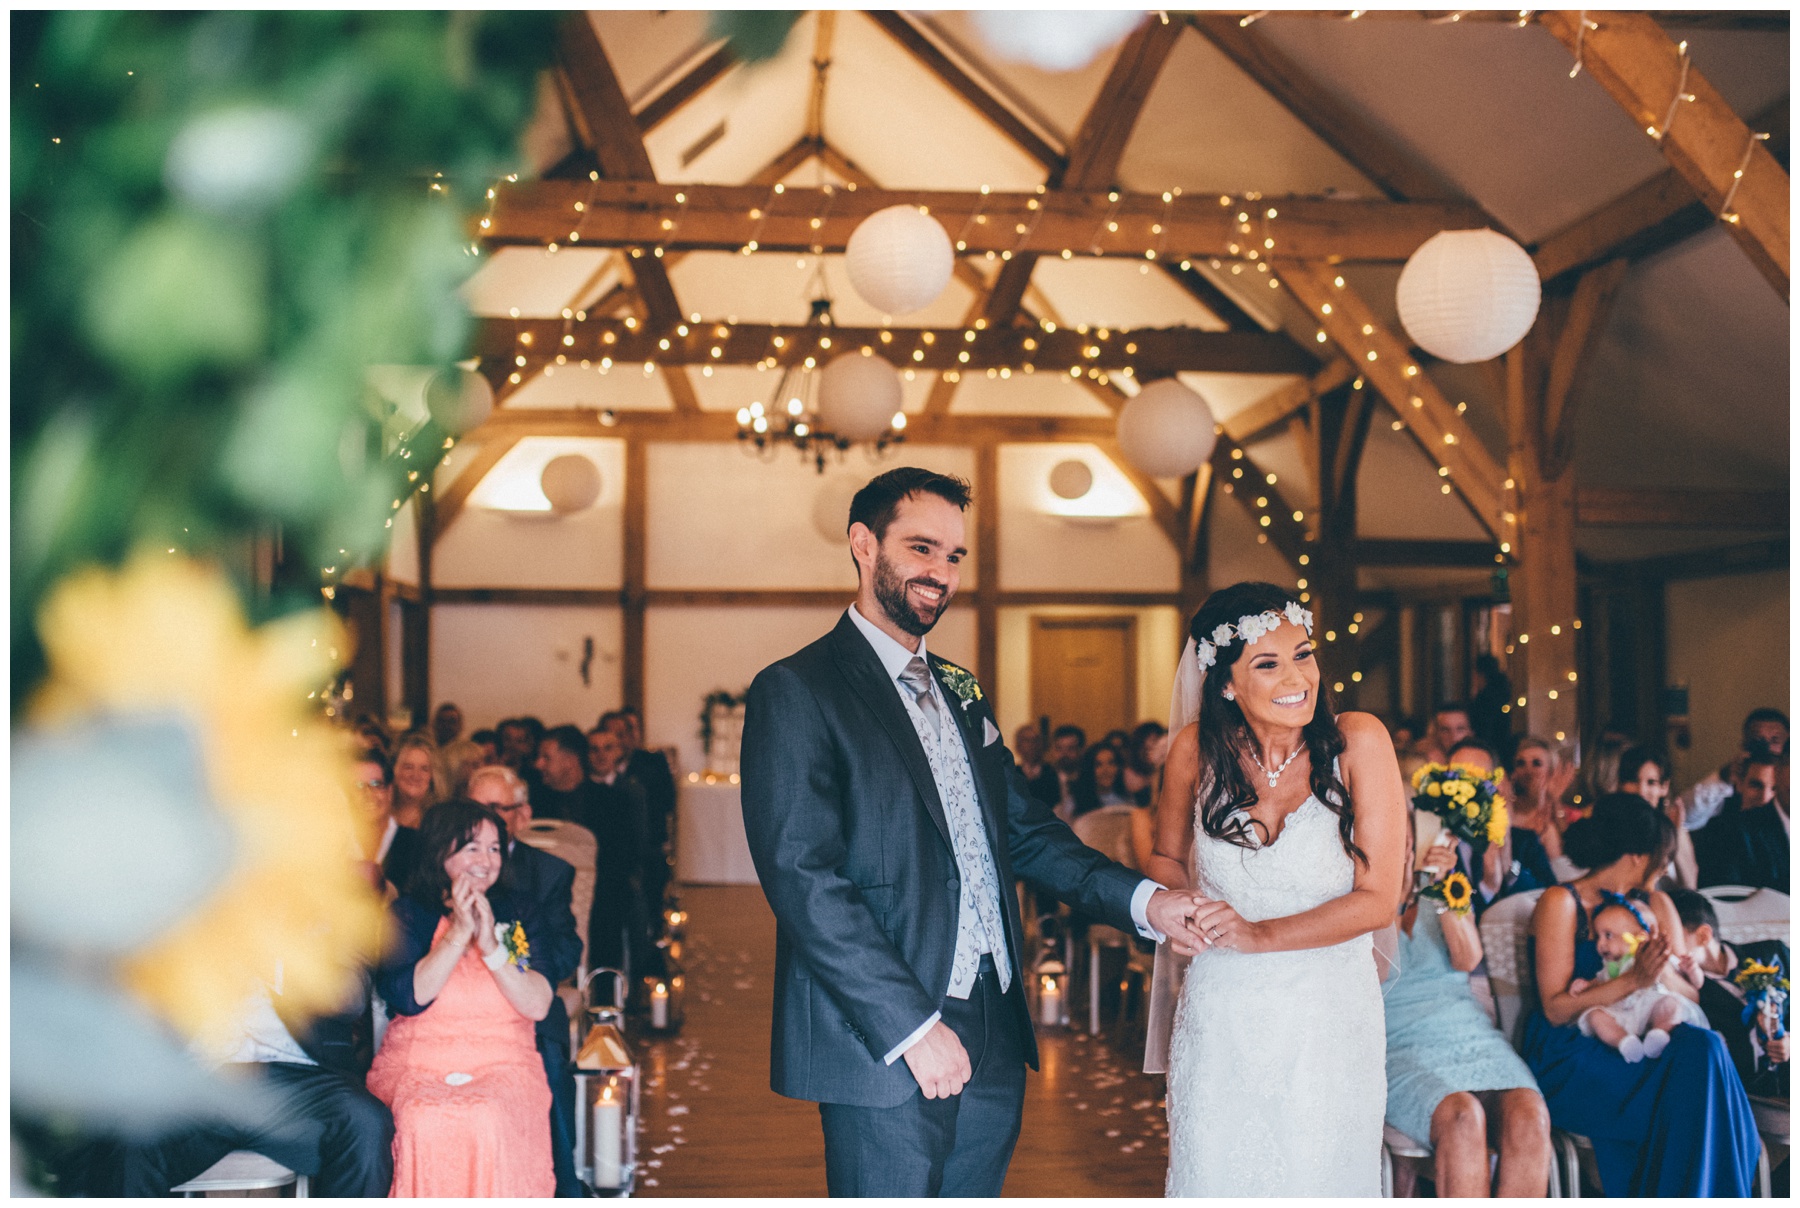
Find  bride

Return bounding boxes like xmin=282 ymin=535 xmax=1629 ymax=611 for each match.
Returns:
xmin=1145 ymin=582 xmax=1407 ymax=1196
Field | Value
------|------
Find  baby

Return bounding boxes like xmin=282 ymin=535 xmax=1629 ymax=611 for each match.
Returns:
xmin=1570 ymin=898 xmax=1709 ymax=1063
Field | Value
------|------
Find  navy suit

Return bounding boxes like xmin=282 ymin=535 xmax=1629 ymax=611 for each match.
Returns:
xmin=1695 ymin=804 xmax=1789 ymax=894
xmin=506 ymin=841 xmax=585 ymax=1197
xmin=742 ymin=612 xmax=1144 ymax=1195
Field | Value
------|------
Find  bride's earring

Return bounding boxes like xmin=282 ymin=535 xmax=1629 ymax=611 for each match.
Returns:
xmin=1223 ymin=688 xmax=1235 ymax=701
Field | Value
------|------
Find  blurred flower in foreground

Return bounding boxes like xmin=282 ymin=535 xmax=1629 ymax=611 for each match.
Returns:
xmin=24 ymin=551 xmax=385 ymax=1050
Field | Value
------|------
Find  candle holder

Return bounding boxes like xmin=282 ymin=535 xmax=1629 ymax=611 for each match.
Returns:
xmin=641 ymin=942 xmax=687 ymax=1033
xmin=574 ymin=968 xmax=639 ymax=1196
xmin=1034 ymin=914 xmax=1070 ymax=1028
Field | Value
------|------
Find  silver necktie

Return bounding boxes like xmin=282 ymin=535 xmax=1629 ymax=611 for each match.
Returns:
xmin=900 ymin=658 xmax=943 ymax=740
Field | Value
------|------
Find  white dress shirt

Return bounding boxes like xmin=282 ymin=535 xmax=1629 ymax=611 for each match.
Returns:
xmin=845 ymin=606 xmax=1163 ymax=1063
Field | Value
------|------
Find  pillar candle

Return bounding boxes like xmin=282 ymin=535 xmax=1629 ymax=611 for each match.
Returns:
xmin=591 ymin=1084 xmax=624 ymax=1188
xmin=650 ymin=982 xmax=670 ymax=1028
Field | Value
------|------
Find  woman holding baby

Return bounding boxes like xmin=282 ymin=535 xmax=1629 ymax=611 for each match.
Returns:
xmin=1523 ymin=793 xmax=1761 ymax=1195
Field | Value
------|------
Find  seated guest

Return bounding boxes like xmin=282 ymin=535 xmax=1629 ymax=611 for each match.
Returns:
xmin=1521 ymin=795 xmax=1760 ymax=1195
xmin=1670 ymin=889 xmax=1790 ymax=1100
xmin=1619 ymin=746 xmax=1694 ymax=888
xmin=1123 ymin=721 xmax=1168 ymax=806
xmin=1694 ymin=746 xmax=1788 ymax=893
xmin=353 ymin=714 xmax=391 ymax=760
xmin=1381 ymin=809 xmax=1548 ymax=1195
xmin=354 ymin=749 xmax=421 ymax=894
xmin=470 ymin=727 xmax=499 ymax=766
xmin=115 ymin=967 xmax=395 ymax=1197
xmin=603 ymin=707 xmax=676 ymax=915
xmin=390 ymin=732 xmax=443 ymax=829
xmin=1677 ymin=708 xmax=1789 ymax=831
xmin=1419 ymin=701 xmax=1474 ymax=766
xmin=1046 ymin=723 xmax=1086 ymax=820
xmin=370 ymin=801 xmax=556 ymax=1197
xmin=467 ymin=766 xmax=585 ymax=1198
xmin=1013 ymin=723 xmax=1060 ymax=807
xmin=439 ymin=737 xmax=488 ymax=800
xmin=1510 ymin=735 xmax=1578 ymax=882
xmin=432 ymin=702 xmax=464 ymax=748
xmin=583 ymin=724 xmax=652 ymax=973
xmin=1070 ymin=742 xmax=1133 ymax=818
xmin=532 ymin=726 xmax=604 ymax=822
xmin=1434 ymin=738 xmax=1516 ymax=914
xmin=1575 ymin=734 xmax=1630 ymax=812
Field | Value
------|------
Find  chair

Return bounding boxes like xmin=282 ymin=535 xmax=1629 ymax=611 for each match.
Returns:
xmin=172 ymin=1150 xmax=307 ymax=1197
xmin=1703 ymin=886 xmax=1790 ymax=1197
xmin=1071 ymin=806 xmax=1140 ymax=1035
xmin=1379 ymin=1123 xmax=1432 ymax=1198
xmin=517 ymin=818 xmax=599 ymax=973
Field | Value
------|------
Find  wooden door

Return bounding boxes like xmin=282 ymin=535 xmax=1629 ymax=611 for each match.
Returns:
xmin=1030 ymin=616 xmax=1137 ymax=742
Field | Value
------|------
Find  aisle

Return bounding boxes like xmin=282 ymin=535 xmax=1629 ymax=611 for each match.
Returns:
xmin=633 ymin=885 xmax=1168 ymax=1197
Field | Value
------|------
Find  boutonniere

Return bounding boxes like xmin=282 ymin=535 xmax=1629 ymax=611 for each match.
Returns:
xmin=934 ymin=660 xmax=984 ymax=713
xmin=496 ymin=920 xmax=531 ymax=971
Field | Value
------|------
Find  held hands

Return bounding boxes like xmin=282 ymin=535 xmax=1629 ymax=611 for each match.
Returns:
xmin=1145 ymin=889 xmax=1214 ymax=956
xmin=447 ymin=873 xmax=498 ymax=954
xmin=1190 ymin=898 xmax=1266 ymax=953
xmin=1418 ymin=839 xmax=1458 ymax=881
xmin=903 ymin=1021 xmax=972 ymax=1099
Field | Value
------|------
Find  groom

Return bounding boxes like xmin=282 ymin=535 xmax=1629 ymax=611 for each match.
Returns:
xmin=740 ymin=467 xmax=1204 ymax=1196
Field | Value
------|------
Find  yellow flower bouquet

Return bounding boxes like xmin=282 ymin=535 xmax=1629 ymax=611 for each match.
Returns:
xmin=1411 ymin=762 xmax=1510 ymax=849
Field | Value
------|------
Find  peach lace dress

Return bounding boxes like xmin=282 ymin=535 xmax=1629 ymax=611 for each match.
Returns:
xmin=367 ymin=918 xmax=554 ymax=1197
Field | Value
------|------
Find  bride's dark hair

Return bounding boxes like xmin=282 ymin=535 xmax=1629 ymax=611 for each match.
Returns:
xmin=1189 ymin=581 xmax=1364 ymax=865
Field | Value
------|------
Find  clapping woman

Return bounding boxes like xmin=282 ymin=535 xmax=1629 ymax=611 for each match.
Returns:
xmin=369 ymin=800 xmax=555 ymax=1197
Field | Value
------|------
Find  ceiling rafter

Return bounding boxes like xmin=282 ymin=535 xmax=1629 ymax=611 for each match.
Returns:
xmin=1222 ymin=358 xmax=1358 ymax=443
xmin=473 ymin=408 xmax=1117 ymax=443
xmin=483 ymin=180 xmax=1484 ymax=263
xmin=984 ymin=15 xmax=1185 ymax=328
xmin=1575 ymin=486 xmax=1789 ymax=528
xmin=433 ymin=433 xmax=525 ymax=536
xmin=1539 ymin=10 xmax=1788 ymax=299
xmin=1273 ymin=259 xmax=1508 ymax=543
xmin=1540 ymin=257 xmax=1629 ymax=480
xmin=556 ymin=14 xmax=685 ymax=330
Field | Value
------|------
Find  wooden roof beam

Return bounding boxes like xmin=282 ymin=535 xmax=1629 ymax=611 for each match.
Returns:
xmin=1575 ymin=486 xmax=1789 ymax=528
xmin=473 ymin=407 xmax=1118 ymax=444
xmin=1222 ymin=359 xmax=1358 ymax=443
xmin=555 ymin=15 xmax=684 ymax=330
xmin=473 ymin=319 xmax=1315 ymax=375
xmin=1539 ymin=10 xmax=1789 ymax=299
xmin=483 ymin=180 xmax=1484 ymax=263
xmin=1273 ymin=259 xmax=1509 ymax=542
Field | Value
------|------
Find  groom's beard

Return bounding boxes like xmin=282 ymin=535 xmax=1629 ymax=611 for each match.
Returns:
xmin=873 ymin=550 xmax=953 ymax=638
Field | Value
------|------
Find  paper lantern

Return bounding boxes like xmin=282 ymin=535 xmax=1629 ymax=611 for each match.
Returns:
xmin=844 ymin=206 xmax=954 ymax=316
xmin=1396 ymin=229 xmax=1542 ymax=364
xmin=972 ymin=10 xmax=1145 ymax=72
xmin=1116 ymin=379 xmax=1217 ymax=478
xmin=1048 ymin=459 xmax=1094 ymax=500
xmin=817 ymin=352 xmax=904 ymax=441
xmin=540 ymin=454 xmax=602 ymax=514
xmin=425 ymin=367 xmax=494 ymax=435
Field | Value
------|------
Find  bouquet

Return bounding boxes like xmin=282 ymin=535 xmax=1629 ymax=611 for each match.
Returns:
xmin=1733 ymin=956 xmax=1788 ymax=1038
xmin=1412 ymin=762 xmax=1510 ymax=848
xmin=1420 ymin=870 xmax=1475 ymax=916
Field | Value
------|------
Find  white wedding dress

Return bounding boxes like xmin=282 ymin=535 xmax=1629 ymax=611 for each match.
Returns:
xmin=1164 ymin=788 xmax=1386 ymax=1197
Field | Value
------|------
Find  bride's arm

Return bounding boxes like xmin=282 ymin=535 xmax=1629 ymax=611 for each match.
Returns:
xmin=1194 ymin=713 xmax=1408 ymax=954
xmin=1144 ymin=722 xmax=1199 ymax=890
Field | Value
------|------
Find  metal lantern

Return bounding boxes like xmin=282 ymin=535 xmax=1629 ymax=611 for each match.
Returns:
xmin=641 ymin=942 xmax=687 ymax=1033
xmin=574 ymin=968 xmax=639 ymax=1196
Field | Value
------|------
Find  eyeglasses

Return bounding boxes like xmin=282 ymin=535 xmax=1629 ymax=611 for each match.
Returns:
xmin=358 ymin=779 xmax=390 ymax=790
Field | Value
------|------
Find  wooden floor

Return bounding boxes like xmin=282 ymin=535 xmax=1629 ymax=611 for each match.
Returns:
xmin=632 ymin=885 xmax=1168 ymax=1197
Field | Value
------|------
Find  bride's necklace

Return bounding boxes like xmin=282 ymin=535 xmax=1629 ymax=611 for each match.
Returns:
xmin=1248 ymin=744 xmax=1303 ymax=789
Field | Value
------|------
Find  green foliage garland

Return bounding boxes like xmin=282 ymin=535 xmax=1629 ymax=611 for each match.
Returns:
xmin=699 ymin=687 xmax=750 ymax=755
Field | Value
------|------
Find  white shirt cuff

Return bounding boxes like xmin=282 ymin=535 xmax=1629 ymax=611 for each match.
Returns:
xmin=1131 ymin=878 xmax=1166 ymax=942
xmin=884 ymin=1011 xmax=941 ymax=1066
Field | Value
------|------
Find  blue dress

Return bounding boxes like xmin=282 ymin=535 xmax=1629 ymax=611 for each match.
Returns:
xmin=1384 ymin=906 xmax=1539 ymax=1146
xmin=1521 ymin=886 xmax=1761 ymax=1196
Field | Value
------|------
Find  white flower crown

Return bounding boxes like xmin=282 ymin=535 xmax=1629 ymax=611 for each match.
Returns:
xmin=1195 ymin=602 xmax=1314 ymax=672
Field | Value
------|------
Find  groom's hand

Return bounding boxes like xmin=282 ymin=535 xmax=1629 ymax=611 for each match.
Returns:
xmin=902 ymin=1021 xmax=972 ymax=1099
xmin=1146 ymin=889 xmax=1211 ymax=956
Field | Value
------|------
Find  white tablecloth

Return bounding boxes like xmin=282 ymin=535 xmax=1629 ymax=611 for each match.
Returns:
xmin=676 ymin=780 xmax=759 ymax=885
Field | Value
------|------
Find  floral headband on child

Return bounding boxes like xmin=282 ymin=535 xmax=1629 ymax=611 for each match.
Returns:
xmin=1195 ymin=602 xmax=1314 ymax=672
xmin=1596 ymin=890 xmax=1652 ymax=933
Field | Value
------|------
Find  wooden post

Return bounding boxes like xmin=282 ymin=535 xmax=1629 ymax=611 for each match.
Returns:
xmin=975 ymin=443 xmax=1000 ymax=693
xmin=622 ymin=437 xmax=648 ymax=711
xmin=414 ymin=493 xmax=435 ymax=720
xmin=1505 ymin=348 xmax=1580 ymax=745
xmin=1308 ymin=382 xmax=1375 ymax=710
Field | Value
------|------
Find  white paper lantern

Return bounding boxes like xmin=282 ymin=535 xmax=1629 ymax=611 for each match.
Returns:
xmin=540 ymin=454 xmax=602 ymax=514
xmin=1396 ymin=229 xmax=1542 ymax=364
xmin=425 ymin=367 xmax=494 ymax=435
xmin=817 ymin=352 xmax=904 ymax=442
xmin=1048 ymin=459 xmax=1095 ymax=500
xmin=972 ymin=10 xmax=1145 ymax=72
xmin=845 ymin=206 xmax=954 ymax=316
xmin=1116 ymin=379 xmax=1217 ymax=478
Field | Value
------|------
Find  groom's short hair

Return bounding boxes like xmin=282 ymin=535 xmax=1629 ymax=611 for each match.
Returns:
xmin=847 ymin=467 xmax=972 ymax=541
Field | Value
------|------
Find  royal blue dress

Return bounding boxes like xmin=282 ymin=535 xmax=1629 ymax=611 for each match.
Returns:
xmin=1384 ymin=906 xmax=1539 ymax=1146
xmin=1520 ymin=886 xmax=1761 ymax=1196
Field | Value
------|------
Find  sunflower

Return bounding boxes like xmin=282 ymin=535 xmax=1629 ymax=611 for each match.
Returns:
xmin=1440 ymin=871 xmax=1474 ymax=913
xmin=30 ymin=551 xmax=387 ymax=1048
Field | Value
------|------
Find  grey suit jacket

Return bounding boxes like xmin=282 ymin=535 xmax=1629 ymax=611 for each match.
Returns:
xmin=741 ymin=611 xmax=1143 ymax=1108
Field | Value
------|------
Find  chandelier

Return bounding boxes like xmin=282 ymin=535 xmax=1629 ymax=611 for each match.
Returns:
xmin=735 ymin=297 xmax=908 ymax=473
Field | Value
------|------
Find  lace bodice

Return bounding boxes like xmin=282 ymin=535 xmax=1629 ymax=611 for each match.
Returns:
xmin=1193 ymin=794 xmax=1357 ymax=924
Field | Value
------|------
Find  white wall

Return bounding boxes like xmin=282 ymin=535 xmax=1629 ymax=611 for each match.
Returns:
xmin=1664 ymin=568 xmax=1789 ymax=791
xmin=434 ymin=438 xmax=626 ymax=589
xmin=998 ymin=445 xmax=1179 ymax=591
xmin=646 ymin=442 xmax=979 ymax=589
xmin=430 ymin=603 xmax=623 ymax=732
